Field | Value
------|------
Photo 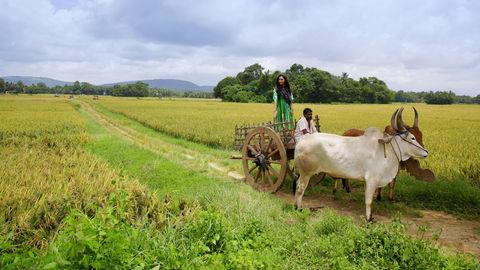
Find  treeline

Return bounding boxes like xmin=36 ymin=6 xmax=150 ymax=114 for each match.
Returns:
xmin=395 ymin=90 xmax=480 ymax=104
xmin=214 ymin=63 xmax=480 ymax=104
xmin=0 ymin=79 xmax=214 ymax=99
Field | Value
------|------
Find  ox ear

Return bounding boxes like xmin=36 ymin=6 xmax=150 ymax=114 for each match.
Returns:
xmin=378 ymin=135 xmax=393 ymax=144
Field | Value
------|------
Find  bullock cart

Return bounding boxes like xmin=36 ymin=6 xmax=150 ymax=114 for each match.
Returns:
xmin=233 ymin=116 xmax=320 ymax=192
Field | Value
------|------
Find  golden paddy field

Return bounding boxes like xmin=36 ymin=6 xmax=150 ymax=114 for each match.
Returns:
xmin=0 ymin=95 xmax=157 ymax=248
xmin=93 ymin=96 xmax=480 ymax=183
xmin=1 ymin=95 xmax=480 ymax=268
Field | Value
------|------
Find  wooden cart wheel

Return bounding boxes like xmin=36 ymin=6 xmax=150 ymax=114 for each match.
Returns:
xmin=242 ymin=126 xmax=287 ymax=192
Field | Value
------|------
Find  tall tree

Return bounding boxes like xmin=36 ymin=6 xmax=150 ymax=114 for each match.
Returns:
xmin=213 ymin=76 xmax=239 ymax=98
xmin=236 ymin=63 xmax=264 ymax=85
xmin=0 ymin=78 xmax=5 ymax=92
xmin=286 ymin=63 xmax=304 ymax=77
xmin=257 ymin=71 xmax=271 ymax=97
xmin=72 ymin=81 xmax=81 ymax=95
xmin=472 ymin=94 xmax=480 ymax=104
xmin=37 ymin=82 xmax=48 ymax=93
xmin=15 ymin=81 xmax=25 ymax=93
xmin=80 ymin=82 xmax=94 ymax=95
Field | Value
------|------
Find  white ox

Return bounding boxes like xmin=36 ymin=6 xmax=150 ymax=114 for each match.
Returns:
xmin=294 ymin=109 xmax=428 ymax=220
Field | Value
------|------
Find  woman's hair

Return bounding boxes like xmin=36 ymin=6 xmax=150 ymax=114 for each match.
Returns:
xmin=275 ymin=74 xmax=290 ymax=92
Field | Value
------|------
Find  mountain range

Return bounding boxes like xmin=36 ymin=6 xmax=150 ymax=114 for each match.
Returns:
xmin=1 ymin=76 xmax=214 ymax=92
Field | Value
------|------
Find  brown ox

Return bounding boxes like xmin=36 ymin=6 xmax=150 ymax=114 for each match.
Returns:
xmin=335 ymin=107 xmax=435 ymax=200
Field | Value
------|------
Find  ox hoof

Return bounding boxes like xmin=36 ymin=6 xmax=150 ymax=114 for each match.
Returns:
xmin=366 ymin=216 xmax=375 ymax=223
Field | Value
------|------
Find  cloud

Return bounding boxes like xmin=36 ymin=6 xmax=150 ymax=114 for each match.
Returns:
xmin=0 ymin=0 xmax=479 ymax=95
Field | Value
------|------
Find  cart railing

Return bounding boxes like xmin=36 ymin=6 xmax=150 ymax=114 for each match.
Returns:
xmin=233 ymin=115 xmax=321 ymax=151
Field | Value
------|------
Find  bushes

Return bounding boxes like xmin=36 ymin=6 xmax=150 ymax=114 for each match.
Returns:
xmin=0 ymin=191 xmax=186 ymax=269
xmin=425 ymin=91 xmax=456 ymax=104
xmin=1 ymin=200 xmax=279 ymax=269
xmin=298 ymin=211 xmax=479 ymax=269
xmin=223 ymin=84 xmax=267 ymax=103
xmin=3 ymin=206 xmax=478 ymax=269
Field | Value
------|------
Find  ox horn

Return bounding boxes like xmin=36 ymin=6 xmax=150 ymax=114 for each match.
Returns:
xmin=396 ymin=107 xmax=407 ymax=131
xmin=390 ymin=108 xmax=399 ymax=131
xmin=413 ymin=106 xmax=419 ymax=128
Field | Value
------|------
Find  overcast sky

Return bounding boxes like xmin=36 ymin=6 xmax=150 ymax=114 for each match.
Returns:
xmin=1 ymin=0 xmax=479 ymax=95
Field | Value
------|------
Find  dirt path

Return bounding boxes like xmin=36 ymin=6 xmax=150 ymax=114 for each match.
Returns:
xmin=78 ymin=100 xmax=240 ymax=179
xmin=79 ymin=100 xmax=480 ymax=257
xmin=276 ymin=190 xmax=480 ymax=256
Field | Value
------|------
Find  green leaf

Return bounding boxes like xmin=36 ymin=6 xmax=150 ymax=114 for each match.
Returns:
xmin=43 ymin=262 xmax=57 ymax=270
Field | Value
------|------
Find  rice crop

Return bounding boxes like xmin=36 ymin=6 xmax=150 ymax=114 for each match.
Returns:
xmin=0 ymin=95 xmax=163 ymax=249
xmin=93 ymin=97 xmax=480 ymax=183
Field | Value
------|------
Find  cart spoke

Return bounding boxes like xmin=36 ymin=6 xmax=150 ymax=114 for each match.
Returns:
xmin=265 ymin=138 xmax=273 ymax=153
xmin=267 ymin=148 xmax=279 ymax=158
xmin=247 ymin=145 xmax=258 ymax=155
xmin=255 ymin=136 xmax=262 ymax=153
xmin=254 ymin=169 xmax=262 ymax=182
xmin=259 ymin=132 xmax=265 ymax=153
xmin=249 ymin=164 xmax=258 ymax=174
xmin=265 ymin=170 xmax=274 ymax=186
xmin=254 ymin=144 xmax=261 ymax=153
xmin=268 ymin=164 xmax=280 ymax=179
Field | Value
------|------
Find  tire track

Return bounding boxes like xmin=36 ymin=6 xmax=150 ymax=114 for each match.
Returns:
xmin=78 ymin=100 xmax=244 ymax=182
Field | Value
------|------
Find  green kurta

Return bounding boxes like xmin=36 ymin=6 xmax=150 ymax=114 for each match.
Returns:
xmin=273 ymin=89 xmax=294 ymax=130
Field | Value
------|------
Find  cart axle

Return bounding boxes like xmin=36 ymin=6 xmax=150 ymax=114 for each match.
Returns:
xmin=254 ymin=153 xmax=269 ymax=171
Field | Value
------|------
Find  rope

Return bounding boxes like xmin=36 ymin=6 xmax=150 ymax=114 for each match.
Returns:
xmin=383 ymin=132 xmax=426 ymax=163
xmin=391 ymin=136 xmax=401 ymax=163
xmin=398 ymin=134 xmax=427 ymax=152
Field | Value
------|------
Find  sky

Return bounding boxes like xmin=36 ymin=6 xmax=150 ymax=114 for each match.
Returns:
xmin=0 ymin=0 xmax=479 ymax=95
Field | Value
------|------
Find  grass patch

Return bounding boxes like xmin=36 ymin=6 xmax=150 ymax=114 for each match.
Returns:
xmin=394 ymin=175 xmax=480 ymax=219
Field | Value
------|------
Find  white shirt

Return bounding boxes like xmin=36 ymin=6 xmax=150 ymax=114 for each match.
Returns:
xmin=295 ymin=116 xmax=317 ymax=143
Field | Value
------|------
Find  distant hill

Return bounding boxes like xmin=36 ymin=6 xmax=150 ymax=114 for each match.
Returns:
xmin=1 ymin=76 xmax=73 ymax=87
xmin=1 ymin=76 xmax=214 ymax=92
xmin=102 ymin=79 xmax=213 ymax=92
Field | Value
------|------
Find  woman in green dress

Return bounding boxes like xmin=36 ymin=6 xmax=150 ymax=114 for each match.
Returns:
xmin=272 ymin=74 xmax=294 ymax=129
